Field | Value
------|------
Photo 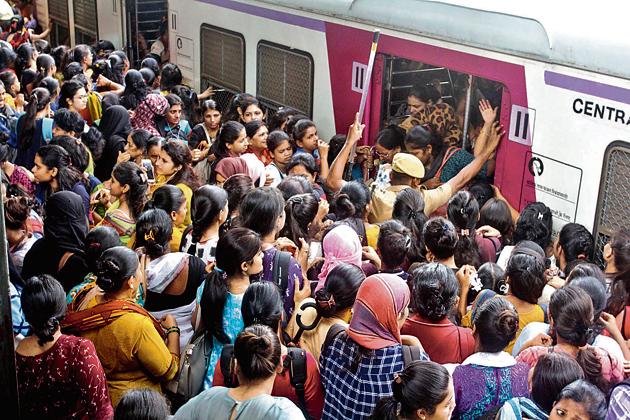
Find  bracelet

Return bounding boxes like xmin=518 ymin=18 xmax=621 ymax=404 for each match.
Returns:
xmin=166 ymin=326 xmax=180 ymax=335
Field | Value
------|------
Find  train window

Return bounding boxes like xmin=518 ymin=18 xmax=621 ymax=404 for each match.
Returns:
xmin=48 ymin=0 xmax=70 ymax=46
xmin=593 ymin=141 xmax=630 ymax=264
xmin=73 ymin=0 xmax=98 ymax=45
xmin=200 ymin=24 xmax=245 ymax=94
xmin=380 ymin=56 xmax=504 ymax=148
xmin=256 ymin=41 xmax=313 ymax=117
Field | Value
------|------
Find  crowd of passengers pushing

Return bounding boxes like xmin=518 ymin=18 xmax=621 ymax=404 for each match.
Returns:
xmin=2 ymin=4 xmax=630 ymax=420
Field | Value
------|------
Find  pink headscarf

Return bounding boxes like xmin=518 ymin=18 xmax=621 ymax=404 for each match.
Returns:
xmin=348 ymin=274 xmax=410 ymax=350
xmin=316 ymin=224 xmax=362 ymax=290
xmin=214 ymin=157 xmax=248 ymax=180
xmin=240 ymin=153 xmax=266 ymax=187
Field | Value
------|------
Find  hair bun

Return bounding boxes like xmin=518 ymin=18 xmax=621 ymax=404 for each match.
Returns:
xmin=315 ymin=288 xmax=338 ymax=317
xmin=95 ymin=259 xmax=122 ymax=292
xmin=495 ymin=310 xmax=519 ymax=339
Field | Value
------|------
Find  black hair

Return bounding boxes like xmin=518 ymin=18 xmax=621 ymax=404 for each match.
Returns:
xmin=15 ymin=43 xmax=35 ymax=78
xmin=233 ymin=325 xmax=281 ymax=382
xmin=239 ymin=187 xmax=285 ymax=238
xmin=404 ymin=124 xmax=444 ymax=164
xmin=477 ymin=262 xmax=505 ymax=293
xmin=423 ymin=217 xmax=458 ymax=261
xmin=286 ymin=152 xmax=318 ymax=176
xmin=549 ymin=286 xmax=608 ymax=392
xmin=411 ymin=262 xmax=458 ymax=321
xmin=21 ymin=274 xmax=67 ymax=346
xmin=473 ymin=297 xmax=519 ymax=352
xmin=280 ymin=193 xmax=318 ymax=245
xmin=139 ymin=67 xmax=155 ymax=88
xmin=554 ymin=380 xmax=607 ymax=420
xmin=95 ymin=246 xmax=139 ymax=293
xmin=284 ymin=113 xmax=308 ymax=139
xmin=332 ymin=180 xmax=371 ymax=220
xmin=327 ymin=134 xmax=347 ymax=166
xmin=0 ymin=48 xmax=17 ymax=71
xmin=62 ymin=62 xmax=83 ymax=82
xmin=268 ymin=106 xmax=298 ymax=132
xmin=607 ymin=228 xmax=630 ymax=315
xmin=557 ymin=223 xmax=594 ymax=270
xmin=81 ymin=126 xmax=105 ymax=162
xmin=129 ymin=128 xmax=152 ymax=153
xmin=570 ymin=276 xmax=607 ymax=341
xmin=267 ymin=130 xmax=291 ymax=153
xmin=201 ymin=227 xmax=261 ymax=343
xmin=513 ymin=202 xmax=553 ymax=251
xmin=170 ymin=86 xmax=200 ymax=124
xmin=59 ymin=79 xmax=85 ymax=110
xmin=242 ymin=281 xmax=283 ymax=330
xmin=245 ymin=118 xmax=266 ymax=139
xmin=468 ymin=182 xmax=495 ymax=210
xmin=161 ymin=140 xmax=200 ymax=189
xmin=408 ymin=84 xmax=441 ymax=103
xmin=71 ymin=44 xmax=92 ymax=65
xmin=505 ymin=249 xmax=546 ymax=304
xmin=189 ymin=185 xmax=228 ymax=248
xmin=94 ymin=40 xmax=115 ymax=57
xmin=18 ymin=87 xmax=51 ymax=150
xmin=393 ymin=188 xmax=427 ymax=264
xmin=49 ymin=135 xmax=89 ymax=173
xmin=566 ymin=262 xmax=606 ymax=285
xmin=120 ymin=69 xmax=150 ymax=110
xmin=378 ymin=220 xmax=411 ymax=270
xmin=114 ymin=388 xmax=171 ymax=420
xmin=225 ymin=93 xmax=263 ymax=123
xmin=34 ymin=53 xmax=55 ymax=87
xmin=71 ymin=73 xmax=89 ymax=91
xmin=51 ymin=45 xmax=68 ymax=71
xmin=292 ymin=119 xmax=316 ymax=146
xmin=38 ymin=76 xmax=60 ymax=99
xmin=84 ymin=226 xmax=122 ymax=273
xmin=165 ymin=92 xmax=183 ymax=108
xmin=147 ymin=136 xmax=163 ymax=154
xmin=160 ymin=63 xmax=182 ymax=91
xmin=53 ymin=108 xmax=84 ymax=135
xmin=211 ymin=120 xmax=245 ymax=160
xmin=447 ymin=191 xmax=481 ymax=268
xmin=277 ymin=175 xmax=314 ymax=202
xmin=223 ymin=174 xmax=254 ymax=216
xmin=148 ymin=184 xmax=185 ymax=215
xmin=370 ymin=361 xmax=451 ymax=420
xmin=531 ymin=352 xmax=585 ymax=412
xmin=135 ymin=209 xmax=173 ymax=259
xmin=4 ymin=196 xmax=35 ymax=230
xmin=478 ymin=198 xmax=513 ymax=243
xmin=141 ymin=56 xmax=160 ymax=77
xmin=107 ymin=52 xmax=126 ymax=84
xmin=35 ymin=144 xmax=85 ymax=194
xmin=315 ymin=263 xmax=365 ymax=318
xmin=0 ymin=71 xmax=18 ymax=96
xmin=375 ymin=125 xmax=405 ymax=151
xmin=112 ymin=162 xmax=149 ymax=219
xmin=200 ymin=99 xmax=222 ymax=115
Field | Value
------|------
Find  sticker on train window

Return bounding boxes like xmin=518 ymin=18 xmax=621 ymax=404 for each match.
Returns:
xmin=519 ymin=152 xmax=582 ymax=233
xmin=352 ymin=62 xmax=367 ymax=93
xmin=509 ymin=104 xmax=535 ymax=146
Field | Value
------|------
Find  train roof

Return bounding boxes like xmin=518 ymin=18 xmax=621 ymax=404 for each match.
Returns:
xmin=256 ymin=0 xmax=630 ymax=80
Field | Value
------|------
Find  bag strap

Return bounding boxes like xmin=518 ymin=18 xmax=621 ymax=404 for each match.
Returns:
xmin=434 ymin=146 xmax=460 ymax=180
xmin=322 ymin=323 xmax=346 ymax=356
xmin=401 ymin=345 xmax=423 ymax=367
xmin=58 ymin=251 xmax=75 ymax=274
xmin=220 ymin=344 xmax=239 ymax=388
xmin=286 ymin=347 xmax=310 ymax=419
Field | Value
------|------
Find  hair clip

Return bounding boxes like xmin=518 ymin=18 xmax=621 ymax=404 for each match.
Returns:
xmin=442 ymin=224 xmax=450 ymax=233
xmin=408 ymin=209 xmax=417 ymax=220
xmin=393 ymin=372 xmax=402 ymax=384
xmin=89 ymin=242 xmax=101 ymax=249
xmin=537 ymin=212 xmax=543 ymax=220
xmin=470 ymin=273 xmax=483 ymax=292
xmin=459 ymin=229 xmax=470 ymax=237
xmin=499 ymin=283 xmax=509 ymax=294
xmin=460 ymin=207 xmax=466 ymax=215
xmin=319 ymin=294 xmax=336 ymax=308
xmin=144 ymin=229 xmax=155 ymax=241
xmin=214 ymin=267 xmax=224 ymax=274
xmin=396 ymin=402 xmax=402 ymax=416
xmin=404 ymin=236 xmax=412 ymax=250
xmin=139 ymin=172 xmax=148 ymax=184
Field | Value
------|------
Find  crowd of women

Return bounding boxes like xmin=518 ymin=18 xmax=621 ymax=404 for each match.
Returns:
xmin=3 ymin=7 xmax=630 ymax=420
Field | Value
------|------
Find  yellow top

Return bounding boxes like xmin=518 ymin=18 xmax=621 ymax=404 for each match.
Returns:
xmin=152 ymin=176 xmax=193 ymax=226
xmin=78 ymin=298 xmax=178 ymax=407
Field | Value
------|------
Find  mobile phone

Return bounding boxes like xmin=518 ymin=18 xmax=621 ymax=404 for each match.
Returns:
xmin=141 ymin=159 xmax=156 ymax=184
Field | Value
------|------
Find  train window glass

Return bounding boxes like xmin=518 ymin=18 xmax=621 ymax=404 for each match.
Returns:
xmin=593 ymin=141 xmax=630 ymax=264
xmin=73 ymin=0 xmax=98 ymax=45
xmin=48 ymin=0 xmax=69 ymax=46
xmin=380 ymin=56 xmax=504 ymax=149
xmin=200 ymin=24 xmax=245 ymax=94
xmin=256 ymin=42 xmax=313 ymax=117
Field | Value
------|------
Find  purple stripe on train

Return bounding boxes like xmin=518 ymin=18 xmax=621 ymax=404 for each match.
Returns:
xmin=545 ymin=70 xmax=630 ymax=105
xmin=197 ymin=0 xmax=326 ymax=32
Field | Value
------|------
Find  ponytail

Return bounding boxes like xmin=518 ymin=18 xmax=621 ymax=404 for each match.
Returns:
xmin=575 ymin=347 xmax=607 ymax=392
xmin=18 ymin=88 xmax=51 ymax=150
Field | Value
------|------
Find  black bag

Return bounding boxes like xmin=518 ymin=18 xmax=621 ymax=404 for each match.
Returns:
xmin=272 ymin=249 xmax=292 ymax=294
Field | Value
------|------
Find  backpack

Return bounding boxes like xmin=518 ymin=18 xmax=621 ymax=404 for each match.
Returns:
xmin=322 ymin=323 xmax=424 ymax=367
xmin=220 ymin=344 xmax=311 ymax=418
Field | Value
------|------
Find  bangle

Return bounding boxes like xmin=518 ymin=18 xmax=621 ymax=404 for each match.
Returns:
xmin=166 ymin=326 xmax=180 ymax=335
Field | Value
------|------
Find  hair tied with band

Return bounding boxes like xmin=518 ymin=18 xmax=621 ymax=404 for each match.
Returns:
xmin=318 ymin=293 xmax=336 ymax=309
xmin=537 ymin=212 xmax=543 ymax=220
xmin=214 ymin=266 xmax=224 ymax=274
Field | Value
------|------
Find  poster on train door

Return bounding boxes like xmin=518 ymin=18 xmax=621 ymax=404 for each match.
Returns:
xmin=519 ymin=152 xmax=583 ymax=232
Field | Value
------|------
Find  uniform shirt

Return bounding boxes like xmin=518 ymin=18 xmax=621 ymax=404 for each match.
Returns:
xmin=368 ymin=183 xmax=453 ymax=223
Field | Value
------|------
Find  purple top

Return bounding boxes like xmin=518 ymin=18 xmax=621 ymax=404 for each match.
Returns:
xmin=261 ymin=247 xmax=304 ymax=320
xmin=452 ymin=360 xmax=530 ymax=419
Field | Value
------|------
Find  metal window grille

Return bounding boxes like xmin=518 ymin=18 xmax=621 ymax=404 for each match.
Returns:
xmin=127 ymin=0 xmax=168 ymax=66
xmin=593 ymin=142 xmax=630 ymax=265
xmin=200 ymin=24 xmax=245 ymax=93
xmin=256 ymin=42 xmax=313 ymax=117
xmin=48 ymin=0 xmax=69 ymax=46
xmin=73 ymin=0 xmax=98 ymax=43
xmin=48 ymin=0 xmax=68 ymax=23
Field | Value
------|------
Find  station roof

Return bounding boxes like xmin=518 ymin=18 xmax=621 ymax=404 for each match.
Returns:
xmin=256 ymin=0 xmax=630 ymax=80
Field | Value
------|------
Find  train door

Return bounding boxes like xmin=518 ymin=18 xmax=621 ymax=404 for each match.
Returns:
xmin=125 ymin=0 xmax=168 ymax=67
xmin=97 ymin=0 xmax=124 ymax=50
xmin=593 ymin=141 xmax=630 ymax=264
